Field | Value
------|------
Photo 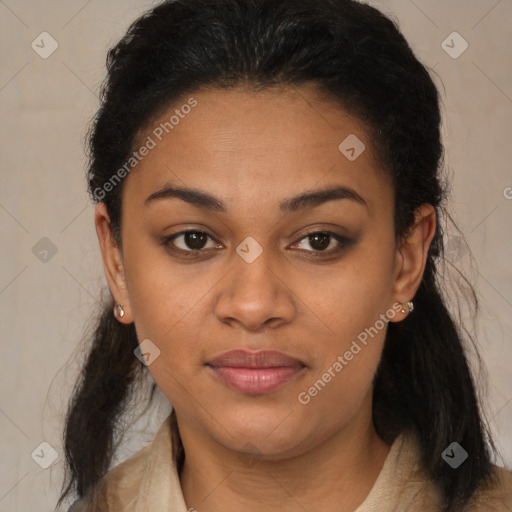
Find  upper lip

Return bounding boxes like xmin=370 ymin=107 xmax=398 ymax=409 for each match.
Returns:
xmin=207 ymin=349 xmax=305 ymax=368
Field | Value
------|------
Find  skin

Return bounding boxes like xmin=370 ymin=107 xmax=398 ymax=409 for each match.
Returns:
xmin=95 ymin=83 xmax=436 ymax=512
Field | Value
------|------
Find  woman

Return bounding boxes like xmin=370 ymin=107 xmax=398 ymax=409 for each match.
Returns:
xmin=58 ymin=0 xmax=512 ymax=511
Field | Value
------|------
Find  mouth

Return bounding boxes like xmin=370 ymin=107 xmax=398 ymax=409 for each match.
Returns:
xmin=206 ymin=349 xmax=307 ymax=395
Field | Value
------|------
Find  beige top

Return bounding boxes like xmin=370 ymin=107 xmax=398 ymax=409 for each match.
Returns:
xmin=69 ymin=414 xmax=512 ymax=511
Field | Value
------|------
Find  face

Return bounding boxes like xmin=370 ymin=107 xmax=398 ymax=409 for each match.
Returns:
xmin=96 ymin=84 xmax=435 ymax=459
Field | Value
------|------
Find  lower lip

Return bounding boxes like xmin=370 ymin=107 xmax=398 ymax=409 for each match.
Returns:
xmin=207 ymin=365 xmax=305 ymax=394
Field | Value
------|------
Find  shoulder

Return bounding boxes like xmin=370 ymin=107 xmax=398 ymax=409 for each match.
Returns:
xmin=68 ymin=441 xmax=153 ymax=511
xmin=67 ymin=414 xmax=176 ymax=512
xmin=467 ymin=464 xmax=512 ymax=511
xmin=378 ymin=432 xmax=512 ymax=512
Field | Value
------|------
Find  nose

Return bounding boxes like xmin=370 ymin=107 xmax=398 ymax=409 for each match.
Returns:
xmin=214 ymin=245 xmax=297 ymax=332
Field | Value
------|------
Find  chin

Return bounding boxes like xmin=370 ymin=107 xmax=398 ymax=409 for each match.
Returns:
xmin=212 ymin=405 xmax=307 ymax=454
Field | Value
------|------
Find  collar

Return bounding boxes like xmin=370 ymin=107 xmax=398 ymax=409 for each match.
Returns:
xmin=135 ymin=413 xmax=431 ymax=512
xmin=133 ymin=412 xmax=188 ymax=511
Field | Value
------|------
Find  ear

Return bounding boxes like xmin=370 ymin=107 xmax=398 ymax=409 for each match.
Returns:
xmin=389 ymin=203 xmax=436 ymax=322
xmin=94 ymin=202 xmax=133 ymax=324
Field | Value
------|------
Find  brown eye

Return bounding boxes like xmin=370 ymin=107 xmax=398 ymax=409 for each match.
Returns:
xmin=181 ymin=231 xmax=209 ymax=250
xmin=163 ymin=230 xmax=219 ymax=253
xmin=291 ymin=231 xmax=351 ymax=254
xmin=307 ymin=232 xmax=331 ymax=251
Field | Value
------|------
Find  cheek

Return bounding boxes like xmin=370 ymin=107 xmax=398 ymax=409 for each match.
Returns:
xmin=124 ymin=232 xmax=195 ymax=323
xmin=297 ymin=248 xmax=395 ymax=398
xmin=304 ymin=252 xmax=396 ymax=339
xmin=122 ymin=244 xmax=202 ymax=362
xmin=299 ymin=301 xmax=389 ymax=421
xmin=129 ymin=274 xmax=206 ymax=355
xmin=126 ymin=261 xmax=207 ymax=404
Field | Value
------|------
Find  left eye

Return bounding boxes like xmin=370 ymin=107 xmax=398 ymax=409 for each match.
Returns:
xmin=291 ymin=231 xmax=349 ymax=253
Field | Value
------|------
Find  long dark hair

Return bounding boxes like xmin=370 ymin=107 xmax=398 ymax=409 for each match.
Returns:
xmin=58 ymin=1 xmax=500 ymax=510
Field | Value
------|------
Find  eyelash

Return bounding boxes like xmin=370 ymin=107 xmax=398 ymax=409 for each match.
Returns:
xmin=161 ymin=229 xmax=353 ymax=259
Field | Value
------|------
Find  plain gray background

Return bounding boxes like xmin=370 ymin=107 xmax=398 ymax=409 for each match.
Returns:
xmin=1 ymin=0 xmax=511 ymax=510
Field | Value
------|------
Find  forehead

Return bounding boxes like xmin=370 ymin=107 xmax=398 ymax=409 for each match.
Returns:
xmin=123 ymin=85 xmax=392 ymax=218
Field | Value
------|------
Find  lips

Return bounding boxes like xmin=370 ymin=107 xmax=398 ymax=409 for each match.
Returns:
xmin=206 ymin=349 xmax=306 ymax=395
xmin=207 ymin=349 xmax=305 ymax=368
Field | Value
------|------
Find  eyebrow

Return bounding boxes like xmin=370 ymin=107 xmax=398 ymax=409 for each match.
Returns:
xmin=144 ymin=184 xmax=367 ymax=212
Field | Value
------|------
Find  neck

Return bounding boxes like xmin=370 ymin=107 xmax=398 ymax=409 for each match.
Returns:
xmin=178 ymin=395 xmax=391 ymax=512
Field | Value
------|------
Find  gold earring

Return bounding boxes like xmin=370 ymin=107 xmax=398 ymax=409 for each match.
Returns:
xmin=115 ymin=304 xmax=125 ymax=318
xmin=401 ymin=301 xmax=414 ymax=314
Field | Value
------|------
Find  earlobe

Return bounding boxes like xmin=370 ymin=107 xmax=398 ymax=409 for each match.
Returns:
xmin=94 ymin=203 xmax=133 ymax=323
xmin=389 ymin=204 xmax=436 ymax=322
xmin=113 ymin=303 xmax=128 ymax=322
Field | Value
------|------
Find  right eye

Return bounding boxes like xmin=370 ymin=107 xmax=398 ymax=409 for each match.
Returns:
xmin=162 ymin=230 xmax=222 ymax=256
